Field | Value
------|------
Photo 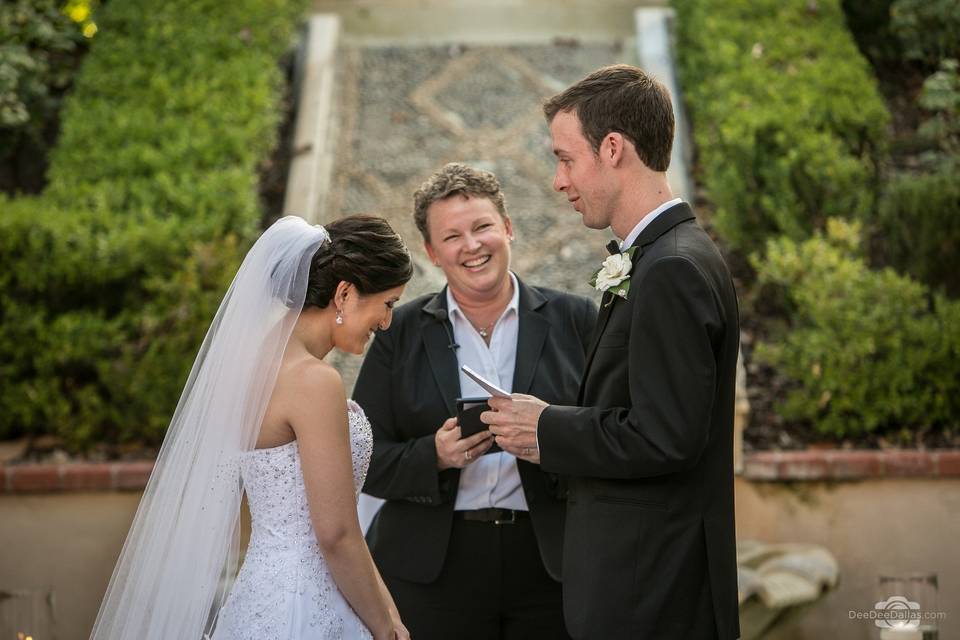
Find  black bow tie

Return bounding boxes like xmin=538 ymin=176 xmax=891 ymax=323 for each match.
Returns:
xmin=606 ymin=239 xmax=621 ymax=255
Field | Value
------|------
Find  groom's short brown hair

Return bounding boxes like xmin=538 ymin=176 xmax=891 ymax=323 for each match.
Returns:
xmin=543 ymin=64 xmax=674 ymax=172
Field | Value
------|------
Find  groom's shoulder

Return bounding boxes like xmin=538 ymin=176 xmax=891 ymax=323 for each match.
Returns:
xmin=647 ymin=217 xmax=722 ymax=264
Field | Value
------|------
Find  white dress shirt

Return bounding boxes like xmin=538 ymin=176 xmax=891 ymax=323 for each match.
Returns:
xmin=619 ymin=197 xmax=684 ymax=250
xmin=448 ymin=272 xmax=528 ymax=511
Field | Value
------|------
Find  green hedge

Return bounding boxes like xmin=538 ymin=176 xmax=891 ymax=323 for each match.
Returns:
xmin=841 ymin=0 xmax=960 ymax=70
xmin=673 ymin=0 xmax=890 ymax=255
xmin=0 ymin=1 xmax=85 ymax=132
xmin=890 ymin=0 xmax=960 ymax=66
xmin=872 ymin=161 xmax=960 ymax=296
xmin=0 ymin=0 xmax=306 ymax=448
xmin=1 ymin=0 xmax=88 ymax=193
xmin=840 ymin=0 xmax=903 ymax=68
xmin=752 ymin=219 xmax=960 ymax=438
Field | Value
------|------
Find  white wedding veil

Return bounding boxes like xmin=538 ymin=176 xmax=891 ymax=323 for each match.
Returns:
xmin=90 ymin=216 xmax=329 ymax=639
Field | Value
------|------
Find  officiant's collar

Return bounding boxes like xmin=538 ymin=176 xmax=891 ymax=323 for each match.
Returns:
xmin=617 ymin=197 xmax=683 ymax=251
xmin=446 ymin=271 xmax=520 ymax=323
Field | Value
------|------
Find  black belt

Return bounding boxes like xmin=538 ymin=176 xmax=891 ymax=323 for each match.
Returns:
xmin=455 ymin=508 xmax=528 ymax=525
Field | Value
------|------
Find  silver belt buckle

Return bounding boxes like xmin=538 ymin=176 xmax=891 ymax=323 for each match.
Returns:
xmin=493 ymin=510 xmax=516 ymax=525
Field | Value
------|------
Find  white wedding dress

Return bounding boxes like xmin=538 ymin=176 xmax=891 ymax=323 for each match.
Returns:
xmin=211 ymin=400 xmax=374 ymax=639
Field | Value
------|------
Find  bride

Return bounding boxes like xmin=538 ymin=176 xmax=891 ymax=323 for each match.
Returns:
xmin=90 ymin=215 xmax=413 ymax=639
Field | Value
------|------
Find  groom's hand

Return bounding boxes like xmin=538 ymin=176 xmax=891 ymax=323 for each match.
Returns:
xmin=482 ymin=394 xmax=547 ymax=464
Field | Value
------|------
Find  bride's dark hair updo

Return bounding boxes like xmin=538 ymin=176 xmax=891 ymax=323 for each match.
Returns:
xmin=304 ymin=215 xmax=413 ymax=309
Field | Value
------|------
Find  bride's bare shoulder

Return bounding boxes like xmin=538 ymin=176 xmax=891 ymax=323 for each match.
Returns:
xmin=280 ymin=357 xmax=344 ymax=399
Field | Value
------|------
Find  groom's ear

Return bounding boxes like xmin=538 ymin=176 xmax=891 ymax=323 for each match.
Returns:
xmin=601 ymin=132 xmax=626 ymax=168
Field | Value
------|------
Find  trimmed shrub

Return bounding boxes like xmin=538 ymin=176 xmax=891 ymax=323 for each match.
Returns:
xmin=751 ymin=219 xmax=960 ymax=438
xmin=890 ymin=0 xmax=960 ymax=66
xmin=0 ymin=0 xmax=306 ymax=449
xmin=0 ymin=0 xmax=89 ymax=194
xmin=917 ymin=59 xmax=960 ymax=156
xmin=0 ymin=197 xmax=240 ymax=446
xmin=840 ymin=0 xmax=902 ymax=68
xmin=673 ymin=0 xmax=889 ymax=255
xmin=0 ymin=1 xmax=85 ymax=131
xmin=844 ymin=0 xmax=960 ymax=70
xmin=871 ymin=162 xmax=960 ymax=297
xmin=867 ymin=61 xmax=959 ymax=297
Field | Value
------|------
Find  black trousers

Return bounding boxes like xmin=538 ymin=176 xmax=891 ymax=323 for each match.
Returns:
xmin=383 ymin=515 xmax=571 ymax=640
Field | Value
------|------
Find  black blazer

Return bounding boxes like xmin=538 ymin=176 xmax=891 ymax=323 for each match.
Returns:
xmin=354 ymin=276 xmax=596 ymax=584
xmin=539 ymin=203 xmax=741 ymax=640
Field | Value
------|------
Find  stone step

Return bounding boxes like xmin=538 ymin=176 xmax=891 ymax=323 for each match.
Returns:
xmin=313 ymin=0 xmax=665 ymax=45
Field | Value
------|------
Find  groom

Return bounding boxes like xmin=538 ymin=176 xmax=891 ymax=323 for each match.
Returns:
xmin=483 ymin=65 xmax=741 ymax=639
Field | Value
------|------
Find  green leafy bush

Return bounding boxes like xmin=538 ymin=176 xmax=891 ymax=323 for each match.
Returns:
xmin=0 ymin=0 xmax=89 ymax=194
xmin=0 ymin=1 xmax=84 ymax=131
xmin=673 ymin=0 xmax=889 ymax=255
xmin=752 ymin=219 xmax=960 ymax=438
xmin=0 ymin=197 xmax=241 ymax=446
xmin=890 ymin=0 xmax=960 ymax=66
xmin=917 ymin=59 xmax=960 ymax=156
xmin=840 ymin=0 xmax=902 ymax=68
xmin=867 ymin=61 xmax=959 ymax=297
xmin=871 ymin=162 xmax=960 ymax=297
xmin=0 ymin=0 xmax=306 ymax=449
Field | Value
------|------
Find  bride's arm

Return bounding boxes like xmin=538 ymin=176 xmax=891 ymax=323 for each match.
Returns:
xmin=285 ymin=361 xmax=407 ymax=640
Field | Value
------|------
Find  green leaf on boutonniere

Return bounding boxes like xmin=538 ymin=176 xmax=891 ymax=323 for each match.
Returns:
xmin=590 ymin=247 xmax=637 ymax=306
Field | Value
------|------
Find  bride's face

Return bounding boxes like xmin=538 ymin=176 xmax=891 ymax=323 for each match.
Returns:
xmin=335 ymin=284 xmax=405 ymax=354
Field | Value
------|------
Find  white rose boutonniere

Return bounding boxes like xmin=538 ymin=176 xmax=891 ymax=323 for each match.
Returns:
xmin=589 ymin=247 xmax=637 ymax=303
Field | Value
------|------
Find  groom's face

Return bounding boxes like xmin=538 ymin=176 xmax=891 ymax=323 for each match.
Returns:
xmin=550 ymin=110 xmax=614 ymax=230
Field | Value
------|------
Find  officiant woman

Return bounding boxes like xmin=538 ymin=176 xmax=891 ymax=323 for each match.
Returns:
xmin=353 ymin=163 xmax=595 ymax=639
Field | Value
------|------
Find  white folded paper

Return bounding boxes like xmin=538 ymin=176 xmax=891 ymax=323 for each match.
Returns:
xmin=460 ymin=364 xmax=511 ymax=398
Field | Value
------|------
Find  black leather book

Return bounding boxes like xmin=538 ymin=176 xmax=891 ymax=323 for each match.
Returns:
xmin=456 ymin=397 xmax=501 ymax=455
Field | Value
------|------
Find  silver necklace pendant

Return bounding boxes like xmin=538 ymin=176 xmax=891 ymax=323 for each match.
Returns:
xmin=478 ymin=327 xmax=489 ymax=338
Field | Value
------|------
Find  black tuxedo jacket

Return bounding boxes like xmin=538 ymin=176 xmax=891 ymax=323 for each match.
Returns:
xmin=354 ymin=276 xmax=596 ymax=584
xmin=539 ymin=203 xmax=741 ymax=640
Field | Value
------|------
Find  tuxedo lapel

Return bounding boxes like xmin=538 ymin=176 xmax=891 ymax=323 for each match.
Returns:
xmin=421 ymin=291 xmax=460 ymax=415
xmin=511 ymin=280 xmax=549 ymax=394
xmin=581 ymin=290 xmax=617 ymax=375
xmin=577 ymin=202 xmax=696 ymax=401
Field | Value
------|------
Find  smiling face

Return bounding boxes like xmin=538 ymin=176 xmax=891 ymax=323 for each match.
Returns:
xmin=423 ymin=194 xmax=513 ymax=301
xmin=550 ymin=110 xmax=619 ymax=231
xmin=334 ymin=283 xmax=405 ymax=354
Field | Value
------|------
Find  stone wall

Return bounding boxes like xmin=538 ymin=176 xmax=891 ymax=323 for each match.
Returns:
xmin=3 ymin=455 xmax=956 ymax=638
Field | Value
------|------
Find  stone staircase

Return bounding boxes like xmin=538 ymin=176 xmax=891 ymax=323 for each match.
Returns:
xmin=288 ymin=3 xmax=691 ymax=398
xmin=322 ymin=39 xmax=645 ymax=388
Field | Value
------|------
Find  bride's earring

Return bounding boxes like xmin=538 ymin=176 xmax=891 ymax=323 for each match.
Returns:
xmin=336 ymin=308 xmax=344 ymax=325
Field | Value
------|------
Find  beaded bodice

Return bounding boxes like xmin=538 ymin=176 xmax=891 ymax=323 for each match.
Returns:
xmin=211 ymin=401 xmax=374 ymax=639
xmin=241 ymin=401 xmax=373 ymax=547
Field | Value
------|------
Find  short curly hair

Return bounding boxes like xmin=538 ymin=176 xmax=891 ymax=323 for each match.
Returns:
xmin=413 ymin=163 xmax=508 ymax=242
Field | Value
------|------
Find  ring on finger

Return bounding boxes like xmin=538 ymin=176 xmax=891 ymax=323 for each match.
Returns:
xmin=465 ymin=450 xmax=472 ymax=461
xmin=523 ymin=447 xmax=532 ymax=456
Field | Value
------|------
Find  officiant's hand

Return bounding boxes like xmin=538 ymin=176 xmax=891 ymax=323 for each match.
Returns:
xmin=482 ymin=394 xmax=548 ymax=464
xmin=435 ymin=417 xmax=494 ymax=470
